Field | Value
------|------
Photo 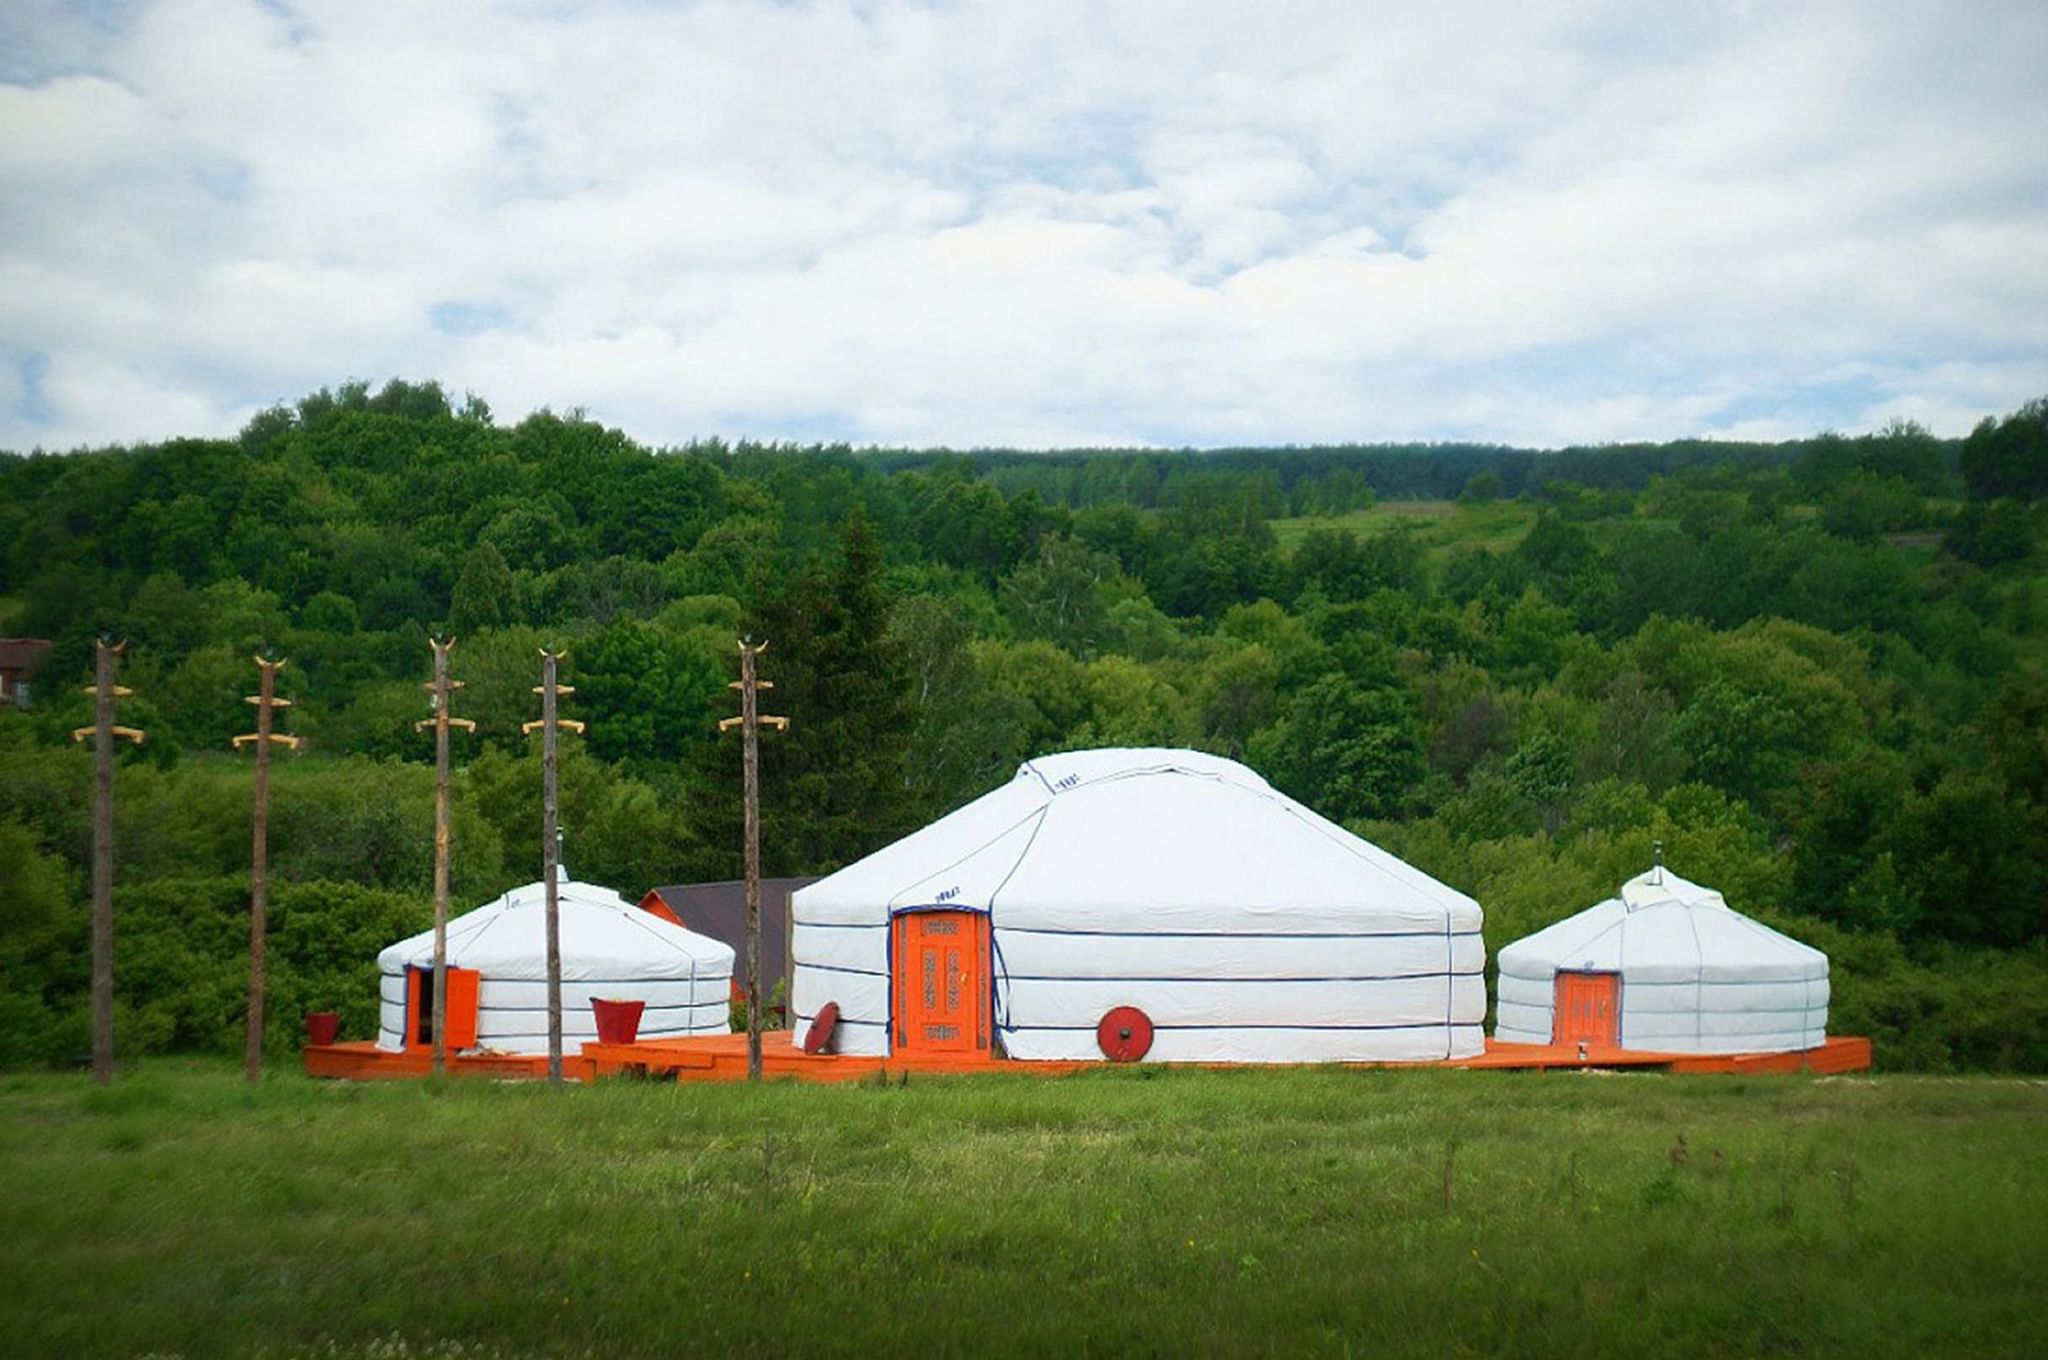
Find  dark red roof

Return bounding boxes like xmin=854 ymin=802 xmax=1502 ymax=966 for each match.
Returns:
xmin=0 ymin=638 xmax=52 ymax=673
xmin=645 ymin=878 xmax=821 ymax=999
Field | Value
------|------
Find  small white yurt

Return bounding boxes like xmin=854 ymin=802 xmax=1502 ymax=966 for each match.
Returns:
xmin=376 ymin=870 xmax=735 ymax=1054
xmin=791 ymin=748 xmax=1485 ymax=1064
xmin=1494 ymin=864 xmax=1829 ymax=1054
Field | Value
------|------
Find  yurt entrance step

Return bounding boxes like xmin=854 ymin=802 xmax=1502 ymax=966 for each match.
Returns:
xmin=1552 ymin=971 xmax=1620 ymax=1046
xmin=891 ymin=910 xmax=991 ymax=1056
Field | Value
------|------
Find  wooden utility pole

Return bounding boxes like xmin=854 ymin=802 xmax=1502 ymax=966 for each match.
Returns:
xmin=232 ymin=655 xmax=300 ymax=1082
xmin=522 ymin=650 xmax=583 ymax=1084
xmin=70 ymin=640 xmax=144 ymax=1086
xmin=414 ymin=638 xmax=475 ymax=1075
xmin=719 ymin=638 xmax=788 ymax=1083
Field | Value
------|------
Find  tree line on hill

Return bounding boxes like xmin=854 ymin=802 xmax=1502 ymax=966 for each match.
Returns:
xmin=1 ymin=382 xmax=2043 ymax=1070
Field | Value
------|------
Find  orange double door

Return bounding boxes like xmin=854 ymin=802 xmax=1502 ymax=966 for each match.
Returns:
xmin=405 ymin=965 xmax=481 ymax=1050
xmin=891 ymin=910 xmax=991 ymax=1056
xmin=1552 ymin=970 xmax=1620 ymax=1047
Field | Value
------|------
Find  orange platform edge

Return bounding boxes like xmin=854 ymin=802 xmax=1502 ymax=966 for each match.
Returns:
xmin=302 ymin=1032 xmax=1873 ymax=1083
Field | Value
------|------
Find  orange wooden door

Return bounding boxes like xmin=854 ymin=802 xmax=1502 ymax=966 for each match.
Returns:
xmin=443 ymin=968 xmax=480 ymax=1049
xmin=892 ymin=911 xmax=990 ymax=1054
xmin=406 ymin=965 xmax=481 ymax=1049
xmin=1552 ymin=971 xmax=1620 ymax=1046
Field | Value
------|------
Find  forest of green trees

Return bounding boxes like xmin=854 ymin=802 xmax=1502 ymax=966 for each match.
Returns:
xmin=2 ymin=382 xmax=2044 ymax=1070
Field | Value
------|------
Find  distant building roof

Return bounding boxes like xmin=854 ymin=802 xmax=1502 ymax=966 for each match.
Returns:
xmin=644 ymin=878 xmax=821 ymax=998
xmin=0 ymin=638 xmax=53 ymax=672
xmin=0 ymin=639 xmax=53 ymax=704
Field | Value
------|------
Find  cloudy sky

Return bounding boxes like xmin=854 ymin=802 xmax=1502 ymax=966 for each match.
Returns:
xmin=2 ymin=0 xmax=2044 ymax=453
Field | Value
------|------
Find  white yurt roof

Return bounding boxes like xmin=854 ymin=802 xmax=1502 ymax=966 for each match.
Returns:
xmin=797 ymin=747 xmax=1480 ymax=932
xmin=378 ymin=868 xmax=737 ymax=980
xmin=1498 ymin=867 xmax=1824 ymax=984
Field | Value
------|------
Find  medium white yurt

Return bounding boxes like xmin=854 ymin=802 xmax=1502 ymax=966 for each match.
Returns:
xmin=1494 ymin=865 xmax=1829 ymax=1054
xmin=790 ymin=748 xmax=1485 ymax=1064
xmin=376 ymin=870 xmax=735 ymax=1054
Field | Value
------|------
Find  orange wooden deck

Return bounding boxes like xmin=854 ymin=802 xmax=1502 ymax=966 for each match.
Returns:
xmin=303 ymin=1033 xmax=1871 ymax=1082
xmin=1464 ymin=1034 xmax=1872 ymax=1075
xmin=301 ymin=1041 xmax=597 ymax=1082
xmin=582 ymin=1031 xmax=1095 ymax=1082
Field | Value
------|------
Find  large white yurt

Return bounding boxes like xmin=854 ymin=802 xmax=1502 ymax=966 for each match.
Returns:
xmin=1494 ymin=865 xmax=1829 ymax=1054
xmin=376 ymin=870 xmax=735 ymax=1054
xmin=790 ymin=748 xmax=1485 ymax=1064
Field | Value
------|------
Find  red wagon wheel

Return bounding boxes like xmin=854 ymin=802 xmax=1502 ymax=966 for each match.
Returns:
xmin=802 ymin=1001 xmax=841 ymax=1054
xmin=1096 ymin=1005 xmax=1154 ymax=1062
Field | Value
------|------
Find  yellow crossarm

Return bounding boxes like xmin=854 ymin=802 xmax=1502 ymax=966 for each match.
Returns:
xmin=73 ymin=725 xmax=146 ymax=744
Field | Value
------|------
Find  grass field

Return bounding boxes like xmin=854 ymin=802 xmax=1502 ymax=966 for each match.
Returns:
xmin=3 ymin=1062 xmax=2043 ymax=1359
xmin=1270 ymin=500 xmax=1538 ymax=557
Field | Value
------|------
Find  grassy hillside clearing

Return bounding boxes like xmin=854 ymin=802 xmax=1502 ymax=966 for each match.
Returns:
xmin=2 ymin=1061 xmax=2042 ymax=1358
xmin=1271 ymin=499 xmax=1538 ymax=556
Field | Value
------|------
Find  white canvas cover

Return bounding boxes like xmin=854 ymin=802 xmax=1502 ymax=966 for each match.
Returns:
xmin=375 ymin=869 xmax=735 ymax=1053
xmin=791 ymin=748 xmax=1485 ymax=1063
xmin=1494 ymin=867 xmax=1829 ymax=1054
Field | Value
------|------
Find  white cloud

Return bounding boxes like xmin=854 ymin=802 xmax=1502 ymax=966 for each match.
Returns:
xmin=1 ymin=0 xmax=2044 ymax=453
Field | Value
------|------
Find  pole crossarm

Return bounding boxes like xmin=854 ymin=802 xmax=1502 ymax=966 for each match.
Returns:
xmin=72 ymin=724 xmax=146 ymax=744
xmin=719 ymin=714 xmax=790 ymax=731
xmin=234 ymin=659 xmax=300 ymax=750
xmin=232 ymin=732 xmax=303 ymax=749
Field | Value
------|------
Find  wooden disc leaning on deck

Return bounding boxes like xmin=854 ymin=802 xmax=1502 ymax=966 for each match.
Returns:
xmin=1096 ymin=1005 xmax=1153 ymax=1062
xmin=802 ymin=1001 xmax=841 ymax=1054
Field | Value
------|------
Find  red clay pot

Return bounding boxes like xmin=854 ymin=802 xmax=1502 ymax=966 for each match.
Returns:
xmin=306 ymin=1011 xmax=341 ymax=1046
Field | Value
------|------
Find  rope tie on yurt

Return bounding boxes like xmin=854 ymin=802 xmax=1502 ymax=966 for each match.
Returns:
xmin=990 ymin=927 xmax=1014 ymax=1037
xmin=1442 ymin=897 xmax=1456 ymax=1059
xmin=1274 ymin=797 xmax=1468 ymax=910
xmin=883 ymin=806 xmax=1046 ymax=915
xmin=1683 ymin=892 xmax=1706 ymax=1050
xmin=1723 ymin=902 xmax=1829 ymax=1041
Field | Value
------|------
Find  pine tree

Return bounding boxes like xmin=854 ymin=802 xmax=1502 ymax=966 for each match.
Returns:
xmin=684 ymin=510 xmax=917 ymax=877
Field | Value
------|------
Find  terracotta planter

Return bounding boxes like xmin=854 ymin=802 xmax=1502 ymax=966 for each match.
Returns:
xmin=306 ymin=1011 xmax=341 ymax=1046
xmin=591 ymin=997 xmax=646 ymax=1045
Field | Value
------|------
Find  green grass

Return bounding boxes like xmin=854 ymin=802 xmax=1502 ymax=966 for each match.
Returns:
xmin=3 ymin=1061 xmax=2044 ymax=1358
xmin=1272 ymin=500 xmax=1538 ymax=558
